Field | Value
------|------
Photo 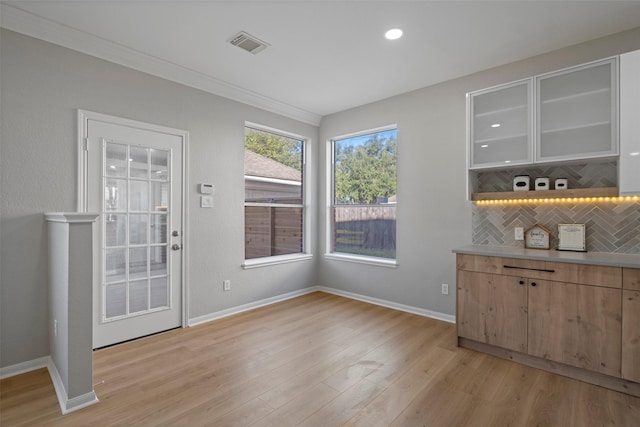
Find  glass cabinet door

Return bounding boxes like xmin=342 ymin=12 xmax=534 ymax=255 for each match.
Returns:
xmin=469 ymin=79 xmax=533 ymax=169
xmin=536 ymin=58 xmax=617 ymax=162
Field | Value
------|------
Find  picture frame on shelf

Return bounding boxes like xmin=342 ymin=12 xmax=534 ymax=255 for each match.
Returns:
xmin=524 ymin=224 xmax=551 ymax=250
xmin=558 ymin=224 xmax=586 ymax=252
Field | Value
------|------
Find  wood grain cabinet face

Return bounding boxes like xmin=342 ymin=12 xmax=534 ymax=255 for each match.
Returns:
xmin=622 ymin=289 xmax=640 ymax=382
xmin=624 ymin=268 xmax=640 ymax=291
xmin=527 ymin=279 xmax=622 ymax=377
xmin=456 ymin=254 xmax=627 ymax=381
xmin=457 ymin=270 xmax=527 ymax=352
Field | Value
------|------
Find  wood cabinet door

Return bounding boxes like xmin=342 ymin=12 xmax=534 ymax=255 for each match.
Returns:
xmin=528 ymin=279 xmax=622 ymax=377
xmin=622 ymin=290 xmax=640 ymax=382
xmin=457 ymin=270 xmax=527 ymax=352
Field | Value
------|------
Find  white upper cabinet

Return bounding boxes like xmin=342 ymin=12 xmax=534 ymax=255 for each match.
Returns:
xmin=536 ymin=58 xmax=618 ymax=163
xmin=619 ymin=49 xmax=640 ymax=196
xmin=468 ymin=79 xmax=533 ymax=169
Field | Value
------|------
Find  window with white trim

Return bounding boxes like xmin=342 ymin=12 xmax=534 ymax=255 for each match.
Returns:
xmin=330 ymin=127 xmax=397 ymax=260
xmin=244 ymin=124 xmax=307 ymax=260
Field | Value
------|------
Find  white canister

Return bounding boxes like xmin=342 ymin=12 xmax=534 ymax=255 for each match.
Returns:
xmin=513 ymin=175 xmax=530 ymax=192
xmin=535 ymin=177 xmax=550 ymax=191
xmin=555 ymin=178 xmax=568 ymax=190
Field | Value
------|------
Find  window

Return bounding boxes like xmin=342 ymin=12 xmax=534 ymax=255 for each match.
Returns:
xmin=244 ymin=124 xmax=307 ymax=261
xmin=330 ymin=127 xmax=397 ymax=261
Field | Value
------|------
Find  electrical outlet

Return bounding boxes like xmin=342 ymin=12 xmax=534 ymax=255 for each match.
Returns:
xmin=223 ymin=280 xmax=231 ymax=291
xmin=441 ymin=283 xmax=449 ymax=295
xmin=515 ymin=227 xmax=524 ymax=241
xmin=54 ymin=319 xmax=58 ymax=337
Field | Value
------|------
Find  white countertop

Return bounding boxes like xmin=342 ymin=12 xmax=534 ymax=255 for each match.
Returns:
xmin=453 ymin=245 xmax=640 ymax=268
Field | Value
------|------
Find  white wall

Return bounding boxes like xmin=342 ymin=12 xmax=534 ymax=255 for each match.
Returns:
xmin=0 ymin=29 xmax=318 ymax=368
xmin=317 ymin=27 xmax=640 ymax=317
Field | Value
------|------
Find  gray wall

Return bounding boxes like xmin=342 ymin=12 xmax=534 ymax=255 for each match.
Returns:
xmin=3 ymin=26 xmax=640 ymax=369
xmin=0 ymin=29 xmax=318 ymax=368
xmin=317 ymin=27 xmax=640 ymax=317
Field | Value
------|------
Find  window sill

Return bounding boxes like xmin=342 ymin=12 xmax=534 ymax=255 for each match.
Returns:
xmin=324 ymin=253 xmax=398 ymax=268
xmin=242 ymin=253 xmax=313 ymax=269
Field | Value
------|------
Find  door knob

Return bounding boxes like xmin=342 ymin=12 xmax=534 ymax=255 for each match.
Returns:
xmin=171 ymin=244 xmax=181 ymax=251
xmin=172 ymin=230 xmax=180 ymax=237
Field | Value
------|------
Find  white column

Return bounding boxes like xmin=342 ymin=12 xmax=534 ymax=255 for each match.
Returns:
xmin=45 ymin=212 xmax=99 ymax=414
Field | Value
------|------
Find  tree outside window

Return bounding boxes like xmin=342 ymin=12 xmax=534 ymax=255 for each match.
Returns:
xmin=332 ymin=128 xmax=397 ymax=259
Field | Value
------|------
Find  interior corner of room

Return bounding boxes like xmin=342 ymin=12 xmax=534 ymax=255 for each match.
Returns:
xmin=1 ymin=1 xmax=640 ymax=423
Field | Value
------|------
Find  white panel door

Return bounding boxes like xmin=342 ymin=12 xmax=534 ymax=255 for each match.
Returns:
xmin=85 ymin=116 xmax=185 ymax=348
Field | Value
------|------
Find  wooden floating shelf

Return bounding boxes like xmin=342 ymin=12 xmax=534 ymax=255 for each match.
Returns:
xmin=471 ymin=187 xmax=619 ymax=202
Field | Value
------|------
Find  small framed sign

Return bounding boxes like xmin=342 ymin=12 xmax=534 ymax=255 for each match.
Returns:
xmin=558 ymin=224 xmax=586 ymax=252
xmin=524 ymin=224 xmax=551 ymax=250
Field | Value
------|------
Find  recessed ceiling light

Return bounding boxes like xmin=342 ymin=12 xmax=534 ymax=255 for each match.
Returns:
xmin=630 ymin=152 xmax=640 ymax=156
xmin=481 ymin=144 xmax=489 ymax=148
xmin=491 ymin=123 xmax=501 ymax=128
xmin=385 ymin=28 xmax=403 ymax=40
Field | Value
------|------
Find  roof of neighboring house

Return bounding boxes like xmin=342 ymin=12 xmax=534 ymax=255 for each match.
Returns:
xmin=244 ymin=149 xmax=301 ymax=182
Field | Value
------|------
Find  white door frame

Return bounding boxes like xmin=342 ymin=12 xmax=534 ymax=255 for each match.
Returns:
xmin=77 ymin=109 xmax=189 ymax=327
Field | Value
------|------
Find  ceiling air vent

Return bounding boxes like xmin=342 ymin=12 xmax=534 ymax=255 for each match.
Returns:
xmin=228 ymin=31 xmax=270 ymax=55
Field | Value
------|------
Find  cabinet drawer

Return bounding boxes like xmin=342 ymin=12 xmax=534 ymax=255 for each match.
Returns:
xmin=624 ymin=268 xmax=640 ymax=291
xmin=456 ymin=254 xmax=502 ymax=274
xmin=501 ymin=257 xmax=621 ymax=288
xmin=501 ymin=257 xmax=572 ymax=282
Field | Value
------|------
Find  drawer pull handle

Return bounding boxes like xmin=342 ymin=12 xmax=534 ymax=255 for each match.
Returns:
xmin=503 ymin=265 xmax=555 ymax=273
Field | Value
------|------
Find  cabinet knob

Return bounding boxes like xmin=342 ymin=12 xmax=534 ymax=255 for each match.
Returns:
xmin=519 ymin=280 xmax=525 ymax=285
xmin=530 ymin=282 xmax=537 ymax=287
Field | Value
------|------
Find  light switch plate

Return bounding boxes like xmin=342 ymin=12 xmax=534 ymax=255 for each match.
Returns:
xmin=201 ymin=195 xmax=213 ymax=208
xmin=515 ymin=227 xmax=524 ymax=241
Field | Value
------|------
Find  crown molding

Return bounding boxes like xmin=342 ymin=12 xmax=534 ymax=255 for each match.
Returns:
xmin=0 ymin=4 xmax=322 ymax=126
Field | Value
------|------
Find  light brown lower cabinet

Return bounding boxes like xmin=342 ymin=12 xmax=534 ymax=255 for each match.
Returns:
xmin=457 ymin=254 xmax=640 ymax=396
xmin=527 ymin=279 xmax=621 ymax=377
xmin=457 ymin=270 xmax=527 ymax=352
xmin=622 ymin=286 xmax=640 ymax=382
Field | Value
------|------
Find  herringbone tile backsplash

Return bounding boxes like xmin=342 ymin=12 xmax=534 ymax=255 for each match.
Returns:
xmin=472 ymin=202 xmax=640 ymax=254
xmin=471 ymin=161 xmax=640 ymax=254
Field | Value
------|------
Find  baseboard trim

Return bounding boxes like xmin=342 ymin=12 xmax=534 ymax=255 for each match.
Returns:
xmin=316 ymin=286 xmax=456 ymax=324
xmin=0 ymin=356 xmax=49 ymax=379
xmin=47 ymin=358 xmax=99 ymax=414
xmin=188 ymin=286 xmax=455 ymax=327
xmin=188 ymin=287 xmax=318 ymax=327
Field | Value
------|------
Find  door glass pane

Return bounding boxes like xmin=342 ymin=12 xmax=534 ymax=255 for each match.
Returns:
xmin=105 ymin=248 xmax=126 ymax=283
xmin=150 ymin=214 xmax=167 ymax=244
xmin=102 ymin=139 xmax=173 ymax=321
xmin=538 ymin=62 xmax=613 ymax=160
xmin=151 ymin=182 xmax=169 ymax=212
xmin=106 ymin=143 xmax=127 ymax=178
xmin=150 ymin=277 xmax=168 ymax=309
xmin=105 ymin=214 xmax=126 ymax=247
xmin=151 ymin=149 xmax=169 ymax=180
xmin=129 ymin=280 xmax=149 ymax=313
xmin=150 ymin=246 xmax=167 ymax=276
xmin=130 ymin=146 xmax=149 ymax=178
xmin=105 ymin=179 xmax=127 ymax=212
xmin=105 ymin=283 xmax=126 ymax=318
xmin=129 ymin=247 xmax=148 ymax=280
xmin=130 ymin=181 xmax=149 ymax=212
xmin=472 ymin=82 xmax=530 ymax=167
xmin=129 ymin=214 xmax=148 ymax=245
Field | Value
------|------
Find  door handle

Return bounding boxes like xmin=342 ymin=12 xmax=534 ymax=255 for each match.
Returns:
xmin=171 ymin=244 xmax=181 ymax=251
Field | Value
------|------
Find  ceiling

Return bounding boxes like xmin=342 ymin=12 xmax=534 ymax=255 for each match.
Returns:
xmin=2 ymin=1 xmax=640 ymax=125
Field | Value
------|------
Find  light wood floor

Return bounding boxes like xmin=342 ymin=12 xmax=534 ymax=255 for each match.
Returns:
xmin=2 ymin=291 xmax=640 ymax=426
